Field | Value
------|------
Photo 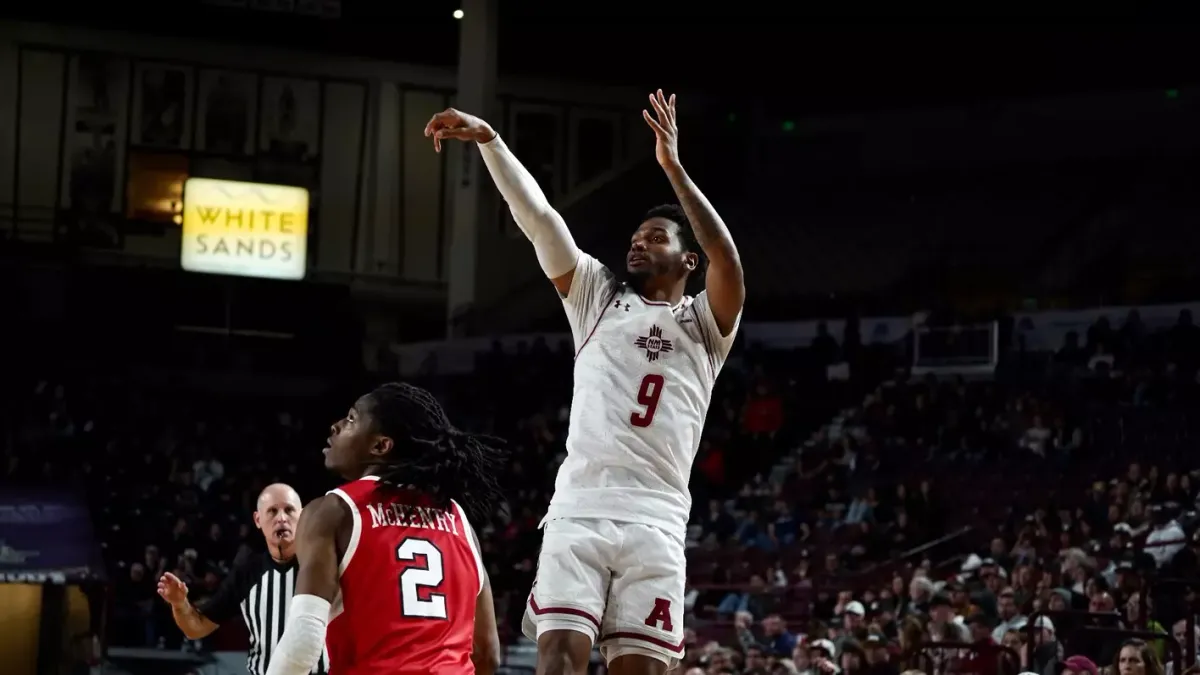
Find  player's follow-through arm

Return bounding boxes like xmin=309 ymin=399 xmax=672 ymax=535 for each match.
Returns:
xmin=265 ymin=496 xmax=344 ymax=675
xmin=644 ymin=90 xmax=745 ymax=336
xmin=424 ymin=108 xmax=580 ymax=295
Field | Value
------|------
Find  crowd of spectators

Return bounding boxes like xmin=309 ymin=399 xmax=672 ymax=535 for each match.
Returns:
xmin=5 ymin=308 xmax=1200 ymax=675
xmin=674 ymin=309 xmax=1200 ymax=675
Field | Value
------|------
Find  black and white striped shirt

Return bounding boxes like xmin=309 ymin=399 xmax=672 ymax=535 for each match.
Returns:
xmin=196 ymin=552 xmax=329 ymax=675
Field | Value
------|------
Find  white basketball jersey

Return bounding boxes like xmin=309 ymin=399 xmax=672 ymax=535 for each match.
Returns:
xmin=543 ymin=252 xmax=740 ymax=534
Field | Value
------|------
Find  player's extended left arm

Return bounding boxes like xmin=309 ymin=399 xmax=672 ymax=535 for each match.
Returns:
xmin=661 ymin=162 xmax=745 ymax=335
xmin=265 ymin=496 xmax=343 ymax=675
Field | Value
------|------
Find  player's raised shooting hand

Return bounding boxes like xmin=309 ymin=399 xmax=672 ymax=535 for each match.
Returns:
xmin=424 ymin=108 xmax=496 ymax=153
xmin=157 ymin=572 xmax=189 ymax=607
xmin=643 ymin=89 xmax=680 ymax=169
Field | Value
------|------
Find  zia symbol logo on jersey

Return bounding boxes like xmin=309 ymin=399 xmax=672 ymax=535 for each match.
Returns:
xmin=634 ymin=325 xmax=674 ymax=362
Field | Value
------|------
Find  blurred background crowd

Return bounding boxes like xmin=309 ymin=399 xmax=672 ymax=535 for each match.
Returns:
xmin=4 ymin=4 xmax=1200 ymax=675
xmin=10 ymin=307 xmax=1200 ymax=675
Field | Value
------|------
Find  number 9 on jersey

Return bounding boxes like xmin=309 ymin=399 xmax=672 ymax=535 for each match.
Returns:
xmin=630 ymin=374 xmax=665 ymax=428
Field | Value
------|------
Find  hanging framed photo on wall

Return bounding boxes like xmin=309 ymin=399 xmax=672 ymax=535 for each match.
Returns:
xmin=258 ymin=76 xmax=321 ymax=163
xmin=195 ymin=69 xmax=258 ymax=156
xmin=58 ymin=54 xmax=132 ymax=247
xmin=130 ymin=62 xmax=194 ymax=149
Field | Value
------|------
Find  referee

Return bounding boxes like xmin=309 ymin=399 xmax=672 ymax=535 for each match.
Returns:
xmin=157 ymin=483 xmax=329 ymax=675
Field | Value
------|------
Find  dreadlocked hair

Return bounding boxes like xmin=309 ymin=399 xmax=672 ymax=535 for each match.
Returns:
xmin=366 ymin=382 xmax=507 ymax=524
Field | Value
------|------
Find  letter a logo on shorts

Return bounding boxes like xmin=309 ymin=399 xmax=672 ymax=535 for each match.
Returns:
xmin=643 ymin=598 xmax=673 ymax=632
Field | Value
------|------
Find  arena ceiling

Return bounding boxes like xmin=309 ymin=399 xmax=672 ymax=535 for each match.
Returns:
xmin=9 ymin=2 xmax=1199 ymax=112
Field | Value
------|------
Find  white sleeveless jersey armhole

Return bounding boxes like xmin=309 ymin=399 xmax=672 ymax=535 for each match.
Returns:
xmin=325 ymin=475 xmax=378 ymax=576
xmin=452 ymin=499 xmax=487 ymax=595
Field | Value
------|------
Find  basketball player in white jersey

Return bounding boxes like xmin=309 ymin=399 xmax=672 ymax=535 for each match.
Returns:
xmin=425 ymin=90 xmax=744 ymax=675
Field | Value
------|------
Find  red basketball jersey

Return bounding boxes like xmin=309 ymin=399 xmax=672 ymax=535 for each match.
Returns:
xmin=325 ymin=476 xmax=484 ymax=675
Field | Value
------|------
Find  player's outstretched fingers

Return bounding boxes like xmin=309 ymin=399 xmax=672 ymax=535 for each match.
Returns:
xmin=424 ymin=110 xmax=455 ymax=136
xmin=424 ymin=110 xmax=458 ymax=151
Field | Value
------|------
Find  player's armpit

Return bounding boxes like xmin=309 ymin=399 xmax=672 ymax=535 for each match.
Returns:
xmin=293 ymin=494 xmax=346 ymax=602
xmin=550 ymin=268 xmax=576 ymax=298
xmin=472 ymin=573 xmax=501 ymax=675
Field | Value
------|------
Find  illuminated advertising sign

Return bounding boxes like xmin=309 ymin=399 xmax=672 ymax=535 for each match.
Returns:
xmin=180 ymin=177 xmax=309 ymax=280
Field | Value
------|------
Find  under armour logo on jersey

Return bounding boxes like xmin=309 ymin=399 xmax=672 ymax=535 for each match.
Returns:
xmin=634 ymin=325 xmax=674 ymax=362
xmin=613 ymin=299 xmax=630 ymax=312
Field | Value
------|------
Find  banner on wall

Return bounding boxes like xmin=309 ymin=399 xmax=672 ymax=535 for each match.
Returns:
xmin=180 ymin=177 xmax=309 ymax=280
xmin=0 ymin=491 xmax=104 ymax=584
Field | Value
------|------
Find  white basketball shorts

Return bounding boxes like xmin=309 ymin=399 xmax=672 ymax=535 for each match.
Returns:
xmin=521 ymin=517 xmax=686 ymax=666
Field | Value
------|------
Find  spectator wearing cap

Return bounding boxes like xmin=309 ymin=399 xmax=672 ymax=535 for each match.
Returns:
xmin=1111 ymin=522 xmax=1136 ymax=551
xmin=862 ymin=634 xmax=898 ymax=675
xmin=960 ymin=612 xmax=1003 ymax=675
xmin=804 ymin=639 xmax=838 ymax=675
xmin=991 ymin=588 xmax=1027 ymax=642
xmin=928 ymin=593 xmax=969 ymax=643
xmin=925 ymin=593 xmax=968 ymax=674
xmin=1026 ymin=616 xmax=1062 ymax=675
xmin=1062 ymin=655 xmax=1099 ymax=675
xmin=947 ymin=581 xmax=980 ymax=618
xmin=838 ymin=639 xmax=867 ymax=675
xmin=834 ymin=601 xmax=867 ymax=654
xmin=978 ymin=559 xmax=1007 ymax=597
xmin=1047 ymin=588 xmax=1072 ymax=613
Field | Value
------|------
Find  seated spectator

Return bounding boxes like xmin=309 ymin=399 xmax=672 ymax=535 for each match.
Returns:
xmin=991 ymin=588 xmax=1026 ymax=642
xmin=1113 ymin=639 xmax=1164 ymax=675
xmin=1019 ymin=415 xmax=1052 ymax=457
xmin=844 ymin=489 xmax=874 ymax=527
xmin=717 ymin=575 xmax=768 ymax=618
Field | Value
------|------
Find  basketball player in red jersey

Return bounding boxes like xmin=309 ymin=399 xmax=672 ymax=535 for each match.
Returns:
xmin=265 ymin=383 xmax=506 ymax=675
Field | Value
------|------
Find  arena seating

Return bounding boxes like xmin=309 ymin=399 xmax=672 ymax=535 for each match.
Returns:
xmin=9 ymin=299 xmax=1200 ymax=675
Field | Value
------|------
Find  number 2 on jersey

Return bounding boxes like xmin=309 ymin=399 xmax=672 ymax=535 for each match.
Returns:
xmin=630 ymin=374 xmax=665 ymax=428
xmin=397 ymin=538 xmax=447 ymax=619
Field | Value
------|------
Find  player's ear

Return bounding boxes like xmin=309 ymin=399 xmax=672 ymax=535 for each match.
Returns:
xmin=252 ymin=511 xmax=262 ymax=529
xmin=683 ymin=251 xmax=699 ymax=272
xmin=370 ymin=435 xmax=393 ymax=459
